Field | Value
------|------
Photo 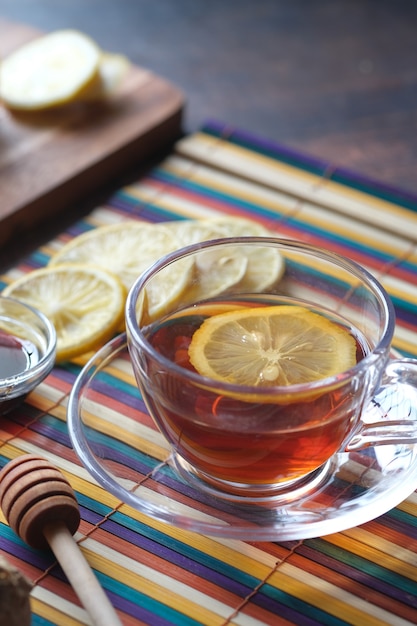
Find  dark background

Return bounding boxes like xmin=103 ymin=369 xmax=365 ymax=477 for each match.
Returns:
xmin=2 ymin=0 xmax=417 ymax=193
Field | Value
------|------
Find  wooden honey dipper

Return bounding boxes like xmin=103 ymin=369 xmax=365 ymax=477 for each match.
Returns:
xmin=0 ymin=454 xmax=122 ymax=626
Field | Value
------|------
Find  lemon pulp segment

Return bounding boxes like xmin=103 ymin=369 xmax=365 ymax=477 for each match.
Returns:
xmin=188 ymin=305 xmax=357 ymax=387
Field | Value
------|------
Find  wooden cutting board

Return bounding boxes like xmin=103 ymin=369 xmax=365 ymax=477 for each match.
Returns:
xmin=0 ymin=19 xmax=184 ymax=248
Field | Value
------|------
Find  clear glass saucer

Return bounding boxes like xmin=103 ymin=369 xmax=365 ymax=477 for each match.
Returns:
xmin=67 ymin=333 xmax=417 ymax=542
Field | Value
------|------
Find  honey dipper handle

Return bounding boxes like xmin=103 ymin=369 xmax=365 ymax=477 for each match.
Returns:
xmin=43 ymin=521 xmax=122 ymax=626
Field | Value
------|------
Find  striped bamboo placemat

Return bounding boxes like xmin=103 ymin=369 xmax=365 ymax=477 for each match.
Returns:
xmin=1 ymin=121 xmax=417 ymax=625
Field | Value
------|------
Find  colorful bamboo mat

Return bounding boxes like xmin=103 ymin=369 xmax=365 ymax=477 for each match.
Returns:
xmin=1 ymin=120 xmax=417 ymax=625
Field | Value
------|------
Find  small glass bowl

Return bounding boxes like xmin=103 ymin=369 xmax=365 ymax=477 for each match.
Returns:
xmin=0 ymin=296 xmax=56 ymax=414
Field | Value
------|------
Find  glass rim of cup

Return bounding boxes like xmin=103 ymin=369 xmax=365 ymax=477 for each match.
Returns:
xmin=125 ymin=236 xmax=396 ymax=397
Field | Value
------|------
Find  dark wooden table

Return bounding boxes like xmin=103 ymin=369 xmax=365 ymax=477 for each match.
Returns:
xmin=1 ymin=0 xmax=417 ymax=194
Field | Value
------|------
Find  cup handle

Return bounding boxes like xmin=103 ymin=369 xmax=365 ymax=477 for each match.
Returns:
xmin=346 ymin=358 xmax=417 ymax=451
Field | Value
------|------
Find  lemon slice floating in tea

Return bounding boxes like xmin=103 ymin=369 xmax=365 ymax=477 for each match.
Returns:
xmin=189 ymin=305 xmax=357 ymax=387
xmin=0 ymin=30 xmax=101 ymax=110
xmin=2 ymin=264 xmax=126 ymax=362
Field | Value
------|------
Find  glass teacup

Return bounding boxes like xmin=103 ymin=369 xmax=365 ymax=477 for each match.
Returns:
xmin=125 ymin=237 xmax=417 ymax=501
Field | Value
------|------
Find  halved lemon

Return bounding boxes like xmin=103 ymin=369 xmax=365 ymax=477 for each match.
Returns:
xmin=0 ymin=30 xmax=101 ymax=110
xmin=49 ymin=221 xmax=193 ymax=317
xmin=2 ymin=265 xmax=126 ymax=362
xmin=188 ymin=305 xmax=357 ymax=387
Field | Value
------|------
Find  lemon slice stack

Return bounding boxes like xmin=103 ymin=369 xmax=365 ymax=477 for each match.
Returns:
xmin=2 ymin=216 xmax=283 ymax=362
xmin=0 ymin=29 xmax=129 ymax=110
xmin=50 ymin=217 xmax=285 ymax=313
